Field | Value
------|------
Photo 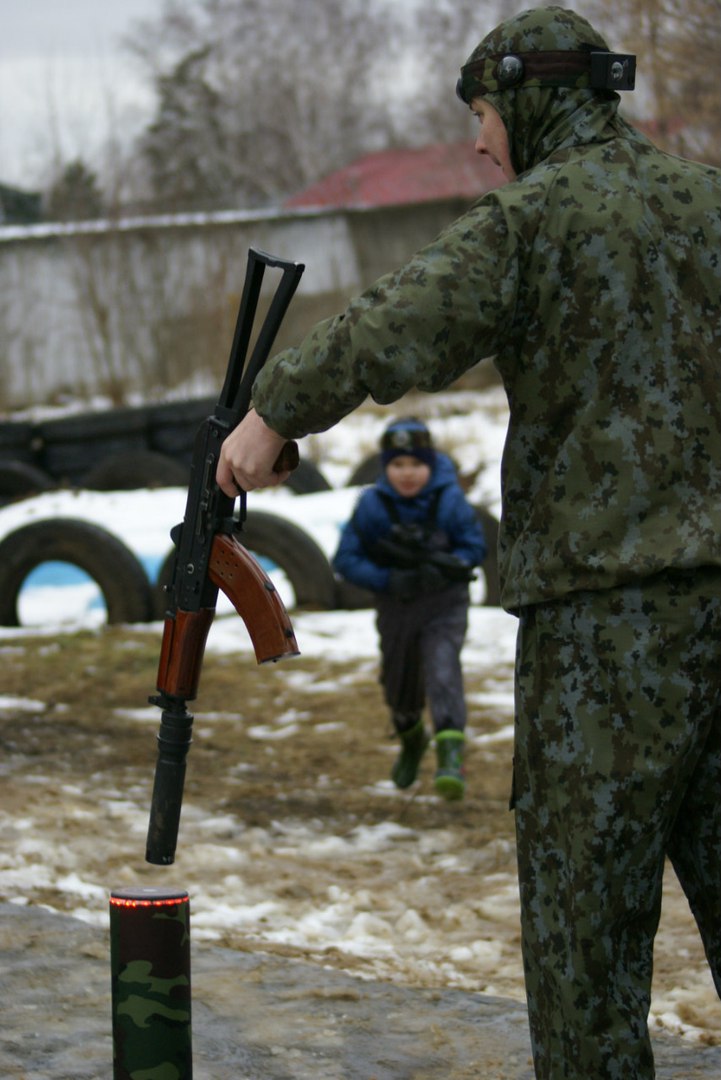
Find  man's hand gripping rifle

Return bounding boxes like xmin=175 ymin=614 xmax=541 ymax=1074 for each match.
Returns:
xmin=146 ymin=248 xmax=304 ymax=866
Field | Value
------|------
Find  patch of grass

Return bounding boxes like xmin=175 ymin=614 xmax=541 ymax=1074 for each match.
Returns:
xmin=1 ymin=624 xmax=515 ymax=838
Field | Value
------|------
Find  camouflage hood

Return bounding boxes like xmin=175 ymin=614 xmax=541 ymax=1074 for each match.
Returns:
xmin=459 ymin=6 xmax=636 ymax=175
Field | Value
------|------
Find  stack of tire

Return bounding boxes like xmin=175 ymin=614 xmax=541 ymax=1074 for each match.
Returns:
xmin=0 ymin=400 xmax=332 ymax=507
xmin=0 ymin=509 xmax=340 ymax=627
xmin=0 ymin=451 xmax=500 ymax=628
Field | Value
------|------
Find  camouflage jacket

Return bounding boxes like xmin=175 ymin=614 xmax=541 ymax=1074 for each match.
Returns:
xmin=253 ymin=98 xmax=721 ymax=611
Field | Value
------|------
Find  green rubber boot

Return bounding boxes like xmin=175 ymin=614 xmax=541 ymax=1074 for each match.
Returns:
xmin=391 ymin=718 xmax=430 ymax=789
xmin=434 ymin=730 xmax=465 ymax=801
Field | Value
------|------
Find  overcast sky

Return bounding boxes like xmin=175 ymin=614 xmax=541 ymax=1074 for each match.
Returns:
xmin=0 ymin=0 xmax=433 ymax=194
xmin=0 ymin=0 xmax=164 ymax=188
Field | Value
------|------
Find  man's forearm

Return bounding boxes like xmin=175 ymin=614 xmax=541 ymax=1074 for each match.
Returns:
xmin=251 ymin=312 xmax=370 ymax=441
xmin=251 ymin=230 xmax=499 ymax=440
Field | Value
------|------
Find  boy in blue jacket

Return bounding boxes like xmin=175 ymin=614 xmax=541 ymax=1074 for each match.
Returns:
xmin=333 ymin=417 xmax=486 ymax=799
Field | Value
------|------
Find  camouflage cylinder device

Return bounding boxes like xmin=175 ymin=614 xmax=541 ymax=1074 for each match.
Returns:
xmin=110 ymin=887 xmax=192 ymax=1079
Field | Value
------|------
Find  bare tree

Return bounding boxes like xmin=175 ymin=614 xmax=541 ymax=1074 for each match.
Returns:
xmin=126 ymin=0 xmax=406 ymax=210
xmin=582 ymin=0 xmax=720 ymax=166
xmin=664 ymin=0 xmax=721 ymax=165
xmin=390 ymin=0 xmax=524 ymax=148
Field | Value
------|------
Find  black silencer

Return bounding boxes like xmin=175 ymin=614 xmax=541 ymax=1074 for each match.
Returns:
xmin=145 ymin=700 xmax=195 ymax=865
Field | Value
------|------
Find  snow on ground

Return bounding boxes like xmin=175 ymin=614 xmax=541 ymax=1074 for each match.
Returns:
xmin=1 ymin=387 xmax=717 ymax=1045
xmin=0 ymin=389 xmax=522 ymax=982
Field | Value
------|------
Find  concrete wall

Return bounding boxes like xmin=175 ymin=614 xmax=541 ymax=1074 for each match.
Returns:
xmin=0 ymin=199 xmax=472 ymax=409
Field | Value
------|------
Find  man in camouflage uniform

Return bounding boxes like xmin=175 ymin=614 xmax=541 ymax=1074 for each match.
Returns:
xmin=218 ymin=6 xmax=721 ymax=1077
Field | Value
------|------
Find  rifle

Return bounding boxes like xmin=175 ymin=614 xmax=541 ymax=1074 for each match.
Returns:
xmin=374 ymin=526 xmax=476 ymax=584
xmin=146 ymin=247 xmax=304 ymax=866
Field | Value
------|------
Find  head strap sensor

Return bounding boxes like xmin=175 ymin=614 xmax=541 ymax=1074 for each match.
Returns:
xmin=457 ymin=49 xmax=636 ymax=102
xmin=497 ymin=55 xmax=525 ymax=88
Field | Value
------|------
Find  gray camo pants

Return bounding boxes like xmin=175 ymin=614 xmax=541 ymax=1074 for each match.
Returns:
xmin=375 ymin=583 xmax=469 ymax=732
xmin=513 ymin=568 xmax=721 ymax=1079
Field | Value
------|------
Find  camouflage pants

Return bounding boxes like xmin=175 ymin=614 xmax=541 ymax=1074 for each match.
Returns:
xmin=513 ymin=568 xmax=721 ymax=1079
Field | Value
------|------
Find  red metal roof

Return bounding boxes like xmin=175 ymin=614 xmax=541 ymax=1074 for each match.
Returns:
xmin=284 ymin=141 xmax=507 ymax=210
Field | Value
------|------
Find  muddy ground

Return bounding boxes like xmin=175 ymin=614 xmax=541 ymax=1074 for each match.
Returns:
xmin=1 ymin=621 xmax=719 ymax=1076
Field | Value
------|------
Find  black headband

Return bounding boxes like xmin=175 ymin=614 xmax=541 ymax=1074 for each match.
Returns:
xmin=457 ymin=49 xmax=636 ymax=103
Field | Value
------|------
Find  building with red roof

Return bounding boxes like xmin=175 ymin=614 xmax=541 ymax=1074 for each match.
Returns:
xmin=284 ymin=140 xmax=507 ymax=211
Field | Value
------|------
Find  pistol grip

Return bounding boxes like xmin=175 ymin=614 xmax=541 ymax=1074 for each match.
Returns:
xmin=274 ymin=441 xmax=299 ymax=473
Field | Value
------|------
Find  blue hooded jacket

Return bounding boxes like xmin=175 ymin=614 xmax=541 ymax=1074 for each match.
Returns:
xmin=333 ymin=452 xmax=487 ymax=593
